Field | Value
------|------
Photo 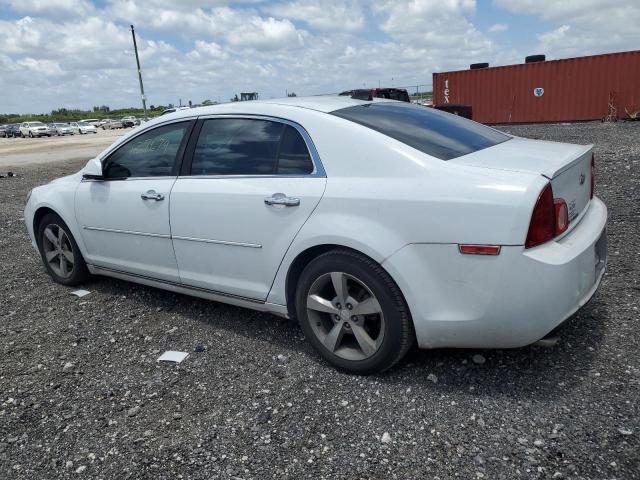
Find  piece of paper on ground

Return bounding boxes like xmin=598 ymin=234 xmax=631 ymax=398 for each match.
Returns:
xmin=157 ymin=351 xmax=189 ymax=363
xmin=70 ymin=289 xmax=91 ymax=298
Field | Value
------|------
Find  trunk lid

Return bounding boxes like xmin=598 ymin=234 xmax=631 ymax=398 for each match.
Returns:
xmin=451 ymin=136 xmax=594 ymax=224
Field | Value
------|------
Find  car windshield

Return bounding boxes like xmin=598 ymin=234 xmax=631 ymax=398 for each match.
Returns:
xmin=331 ymin=102 xmax=510 ymax=160
xmin=29 ymin=122 xmax=45 ymax=126
xmin=78 ymin=122 xmax=89 ymax=126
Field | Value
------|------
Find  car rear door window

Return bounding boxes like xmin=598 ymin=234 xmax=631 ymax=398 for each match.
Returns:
xmin=331 ymin=102 xmax=509 ymax=160
xmin=190 ymin=118 xmax=314 ymax=176
xmin=276 ymin=125 xmax=314 ymax=174
xmin=103 ymin=122 xmax=189 ymax=179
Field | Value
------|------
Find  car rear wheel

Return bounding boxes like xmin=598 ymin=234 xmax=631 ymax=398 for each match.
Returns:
xmin=37 ymin=213 xmax=90 ymax=286
xmin=29 ymin=131 xmax=33 ymax=138
xmin=295 ymin=249 xmax=414 ymax=374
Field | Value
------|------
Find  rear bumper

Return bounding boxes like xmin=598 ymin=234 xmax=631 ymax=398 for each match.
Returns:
xmin=383 ymin=197 xmax=608 ymax=349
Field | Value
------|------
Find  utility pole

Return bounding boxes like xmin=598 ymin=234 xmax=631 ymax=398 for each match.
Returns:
xmin=130 ymin=25 xmax=147 ymax=119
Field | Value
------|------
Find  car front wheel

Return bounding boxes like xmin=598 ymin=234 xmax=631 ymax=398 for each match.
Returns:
xmin=37 ymin=213 xmax=89 ymax=286
xmin=295 ymin=249 xmax=414 ymax=375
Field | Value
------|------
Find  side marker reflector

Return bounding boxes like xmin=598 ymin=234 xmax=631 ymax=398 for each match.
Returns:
xmin=459 ymin=245 xmax=501 ymax=255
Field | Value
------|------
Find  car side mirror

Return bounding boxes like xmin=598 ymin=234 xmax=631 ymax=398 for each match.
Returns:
xmin=82 ymin=157 xmax=104 ymax=181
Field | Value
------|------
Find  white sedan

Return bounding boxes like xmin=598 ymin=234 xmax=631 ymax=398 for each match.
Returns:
xmin=24 ymin=96 xmax=607 ymax=374
xmin=69 ymin=121 xmax=98 ymax=134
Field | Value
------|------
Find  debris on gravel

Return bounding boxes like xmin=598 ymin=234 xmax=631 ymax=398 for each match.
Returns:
xmin=472 ymin=354 xmax=486 ymax=365
xmin=0 ymin=122 xmax=639 ymax=479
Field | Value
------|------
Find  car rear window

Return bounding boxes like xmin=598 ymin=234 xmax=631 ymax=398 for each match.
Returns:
xmin=331 ymin=102 xmax=509 ymax=160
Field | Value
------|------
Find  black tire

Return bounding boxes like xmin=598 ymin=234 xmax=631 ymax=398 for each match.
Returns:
xmin=295 ymin=249 xmax=414 ymax=374
xmin=37 ymin=212 xmax=90 ymax=286
xmin=29 ymin=131 xmax=33 ymax=138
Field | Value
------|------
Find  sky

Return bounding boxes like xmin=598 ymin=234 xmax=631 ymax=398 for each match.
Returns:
xmin=1 ymin=0 xmax=639 ymax=113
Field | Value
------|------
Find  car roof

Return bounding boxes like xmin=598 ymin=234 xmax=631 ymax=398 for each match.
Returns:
xmin=164 ymin=95 xmax=397 ymax=121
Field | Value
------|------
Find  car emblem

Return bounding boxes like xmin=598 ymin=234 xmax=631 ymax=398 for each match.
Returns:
xmin=579 ymin=173 xmax=585 ymax=185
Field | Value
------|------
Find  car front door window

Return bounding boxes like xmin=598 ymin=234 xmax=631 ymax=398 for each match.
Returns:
xmin=103 ymin=122 xmax=190 ymax=179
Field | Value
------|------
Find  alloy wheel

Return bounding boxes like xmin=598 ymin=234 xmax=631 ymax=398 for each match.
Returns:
xmin=42 ymin=224 xmax=75 ymax=279
xmin=306 ymin=272 xmax=385 ymax=361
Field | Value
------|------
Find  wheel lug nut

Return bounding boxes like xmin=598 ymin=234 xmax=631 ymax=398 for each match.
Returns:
xmin=336 ymin=303 xmax=341 ymax=309
xmin=346 ymin=303 xmax=352 ymax=310
xmin=334 ymin=314 xmax=340 ymax=320
xmin=351 ymin=316 xmax=357 ymax=321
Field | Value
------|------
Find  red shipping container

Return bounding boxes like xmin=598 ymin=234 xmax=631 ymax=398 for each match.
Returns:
xmin=433 ymin=50 xmax=640 ymax=124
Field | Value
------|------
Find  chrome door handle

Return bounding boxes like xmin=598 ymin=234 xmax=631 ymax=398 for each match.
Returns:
xmin=141 ymin=190 xmax=165 ymax=201
xmin=264 ymin=193 xmax=300 ymax=207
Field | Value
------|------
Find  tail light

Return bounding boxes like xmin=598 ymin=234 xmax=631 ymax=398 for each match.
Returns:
xmin=526 ymin=183 xmax=570 ymax=248
xmin=526 ymin=183 xmax=555 ymax=248
xmin=590 ymin=153 xmax=595 ymax=199
xmin=554 ymin=199 xmax=569 ymax=235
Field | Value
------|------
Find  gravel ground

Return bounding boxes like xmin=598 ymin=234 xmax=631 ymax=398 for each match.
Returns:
xmin=1 ymin=121 xmax=638 ymax=479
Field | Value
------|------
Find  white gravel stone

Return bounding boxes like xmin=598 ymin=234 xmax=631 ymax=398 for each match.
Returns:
xmin=472 ymin=354 xmax=486 ymax=365
xmin=381 ymin=432 xmax=392 ymax=444
xmin=277 ymin=354 xmax=289 ymax=364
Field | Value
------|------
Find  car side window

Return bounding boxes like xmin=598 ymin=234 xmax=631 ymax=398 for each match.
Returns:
xmin=276 ymin=125 xmax=314 ymax=174
xmin=191 ymin=118 xmax=283 ymax=176
xmin=103 ymin=122 xmax=189 ymax=179
xmin=190 ymin=119 xmax=314 ymax=176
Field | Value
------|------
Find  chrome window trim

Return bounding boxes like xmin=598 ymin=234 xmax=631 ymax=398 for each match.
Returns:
xmin=184 ymin=113 xmax=326 ymax=178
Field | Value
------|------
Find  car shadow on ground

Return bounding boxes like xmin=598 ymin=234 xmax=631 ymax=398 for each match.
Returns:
xmin=85 ymin=275 xmax=608 ymax=402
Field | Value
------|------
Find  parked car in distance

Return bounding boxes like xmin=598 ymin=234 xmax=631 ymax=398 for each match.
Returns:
xmin=83 ymin=119 xmax=101 ymax=127
xmin=121 ymin=116 xmax=137 ymax=128
xmin=0 ymin=124 xmax=7 ymax=137
xmin=49 ymin=123 xmax=74 ymax=136
xmin=102 ymin=119 xmax=123 ymax=130
xmin=24 ymin=96 xmax=607 ymax=374
xmin=340 ymin=88 xmax=411 ymax=102
xmin=19 ymin=121 xmax=51 ymax=138
xmin=69 ymin=121 xmax=97 ymax=134
xmin=5 ymin=123 xmax=21 ymax=138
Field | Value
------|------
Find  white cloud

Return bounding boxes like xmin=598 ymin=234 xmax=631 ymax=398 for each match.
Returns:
xmin=488 ymin=23 xmax=508 ymax=33
xmin=495 ymin=0 xmax=640 ymax=57
xmin=0 ymin=0 xmax=502 ymax=112
xmin=226 ymin=16 xmax=304 ymax=50
xmin=17 ymin=57 xmax=65 ymax=76
xmin=12 ymin=0 xmax=632 ymax=113
xmin=0 ymin=0 xmax=94 ymax=16
xmin=267 ymin=0 xmax=365 ymax=32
